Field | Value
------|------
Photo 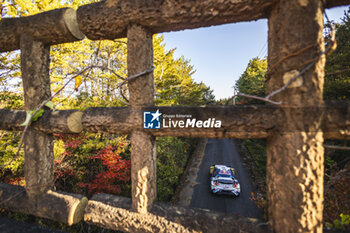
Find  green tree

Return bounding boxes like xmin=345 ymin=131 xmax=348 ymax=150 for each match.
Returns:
xmin=154 ymin=36 xmax=215 ymax=106
xmin=324 ymin=7 xmax=350 ymax=101
xmin=1 ymin=0 xmax=214 ymax=108
xmin=234 ymin=57 xmax=267 ymax=104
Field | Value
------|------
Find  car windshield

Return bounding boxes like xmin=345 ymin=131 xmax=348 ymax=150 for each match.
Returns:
xmin=218 ymin=179 xmax=233 ymax=184
xmin=216 ymin=168 xmax=233 ymax=177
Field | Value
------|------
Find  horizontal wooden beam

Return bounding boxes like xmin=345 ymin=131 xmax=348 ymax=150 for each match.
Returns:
xmin=0 ymin=183 xmax=88 ymax=226
xmin=0 ymin=109 xmax=83 ymax=134
xmin=1 ymin=103 xmax=349 ymax=139
xmin=0 ymin=8 xmax=84 ymax=52
xmin=0 ymin=1 xmax=346 ymax=49
xmin=76 ymin=0 xmax=348 ymax=40
xmin=318 ymin=102 xmax=350 ymax=140
xmin=76 ymin=0 xmax=273 ymax=40
xmin=324 ymin=0 xmax=350 ymax=8
xmin=84 ymin=193 xmax=266 ymax=233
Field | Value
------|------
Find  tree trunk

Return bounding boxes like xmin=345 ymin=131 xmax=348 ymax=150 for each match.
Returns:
xmin=266 ymin=0 xmax=325 ymax=232
xmin=127 ymin=25 xmax=156 ymax=213
xmin=20 ymin=34 xmax=54 ymax=201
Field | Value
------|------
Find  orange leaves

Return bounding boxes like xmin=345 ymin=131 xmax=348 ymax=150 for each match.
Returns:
xmin=5 ymin=177 xmax=25 ymax=186
xmin=53 ymin=133 xmax=131 ymax=196
xmin=79 ymin=144 xmax=131 ymax=195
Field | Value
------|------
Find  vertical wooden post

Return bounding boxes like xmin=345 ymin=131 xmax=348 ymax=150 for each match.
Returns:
xmin=20 ymin=34 xmax=54 ymax=201
xmin=127 ymin=25 xmax=156 ymax=213
xmin=267 ymin=1 xmax=325 ymax=232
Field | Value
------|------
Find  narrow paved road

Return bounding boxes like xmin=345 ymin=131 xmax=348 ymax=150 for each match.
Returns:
xmin=190 ymin=139 xmax=262 ymax=218
xmin=0 ymin=217 xmax=67 ymax=233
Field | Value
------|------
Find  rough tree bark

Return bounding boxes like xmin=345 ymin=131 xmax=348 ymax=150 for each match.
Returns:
xmin=0 ymin=8 xmax=84 ymax=52
xmin=20 ymin=34 xmax=54 ymax=201
xmin=84 ymin=193 xmax=267 ymax=233
xmin=267 ymin=0 xmax=325 ymax=232
xmin=76 ymin=0 xmax=347 ymax=40
xmin=77 ymin=0 xmax=273 ymax=40
xmin=127 ymin=25 xmax=156 ymax=213
xmin=0 ymin=183 xmax=87 ymax=225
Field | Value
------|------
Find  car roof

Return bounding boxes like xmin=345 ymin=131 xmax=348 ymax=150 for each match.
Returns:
xmin=214 ymin=165 xmax=232 ymax=169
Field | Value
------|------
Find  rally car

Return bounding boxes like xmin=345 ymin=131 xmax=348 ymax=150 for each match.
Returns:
xmin=210 ymin=165 xmax=240 ymax=197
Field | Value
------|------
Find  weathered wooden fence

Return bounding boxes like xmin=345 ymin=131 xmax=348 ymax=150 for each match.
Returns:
xmin=0 ymin=0 xmax=349 ymax=232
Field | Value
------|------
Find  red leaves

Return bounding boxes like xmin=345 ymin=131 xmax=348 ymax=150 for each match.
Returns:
xmin=5 ymin=177 xmax=25 ymax=186
xmin=54 ymin=133 xmax=131 ymax=196
xmin=79 ymin=144 xmax=130 ymax=195
xmin=55 ymin=133 xmax=85 ymax=151
xmin=54 ymin=167 xmax=75 ymax=179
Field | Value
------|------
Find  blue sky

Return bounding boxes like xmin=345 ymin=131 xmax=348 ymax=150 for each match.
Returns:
xmin=161 ymin=6 xmax=349 ymax=100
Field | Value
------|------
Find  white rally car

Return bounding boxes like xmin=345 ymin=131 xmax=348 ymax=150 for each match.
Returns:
xmin=210 ymin=165 xmax=240 ymax=197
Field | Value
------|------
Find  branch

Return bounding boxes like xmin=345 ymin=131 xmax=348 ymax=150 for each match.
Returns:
xmin=324 ymin=145 xmax=350 ymax=151
xmin=236 ymin=93 xmax=281 ymax=105
xmin=119 ymin=88 xmax=129 ymax=105
xmin=0 ymin=67 xmax=91 ymax=170
xmin=90 ymin=65 xmax=125 ymax=80
xmin=266 ymin=43 xmax=317 ymax=79
xmin=126 ymin=66 xmax=155 ymax=82
xmin=265 ymin=60 xmax=318 ymax=100
xmin=325 ymin=68 xmax=350 ymax=77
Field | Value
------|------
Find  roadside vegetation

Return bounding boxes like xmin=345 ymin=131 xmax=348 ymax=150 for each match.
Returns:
xmin=234 ymin=8 xmax=350 ymax=231
xmin=0 ymin=1 xmax=214 ymax=232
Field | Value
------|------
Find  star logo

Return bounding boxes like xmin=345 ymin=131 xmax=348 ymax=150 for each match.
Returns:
xmin=150 ymin=109 xmax=162 ymax=122
xmin=143 ymin=110 xmax=162 ymax=129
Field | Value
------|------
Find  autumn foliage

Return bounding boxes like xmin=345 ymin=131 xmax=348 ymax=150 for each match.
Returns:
xmin=77 ymin=145 xmax=131 ymax=194
xmin=52 ymin=133 xmax=131 ymax=196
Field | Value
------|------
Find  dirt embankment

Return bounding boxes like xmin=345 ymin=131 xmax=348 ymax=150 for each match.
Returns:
xmin=172 ymin=139 xmax=208 ymax=206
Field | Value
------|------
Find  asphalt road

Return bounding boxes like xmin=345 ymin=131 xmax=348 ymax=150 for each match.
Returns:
xmin=190 ymin=138 xmax=262 ymax=218
xmin=0 ymin=217 xmax=67 ymax=233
